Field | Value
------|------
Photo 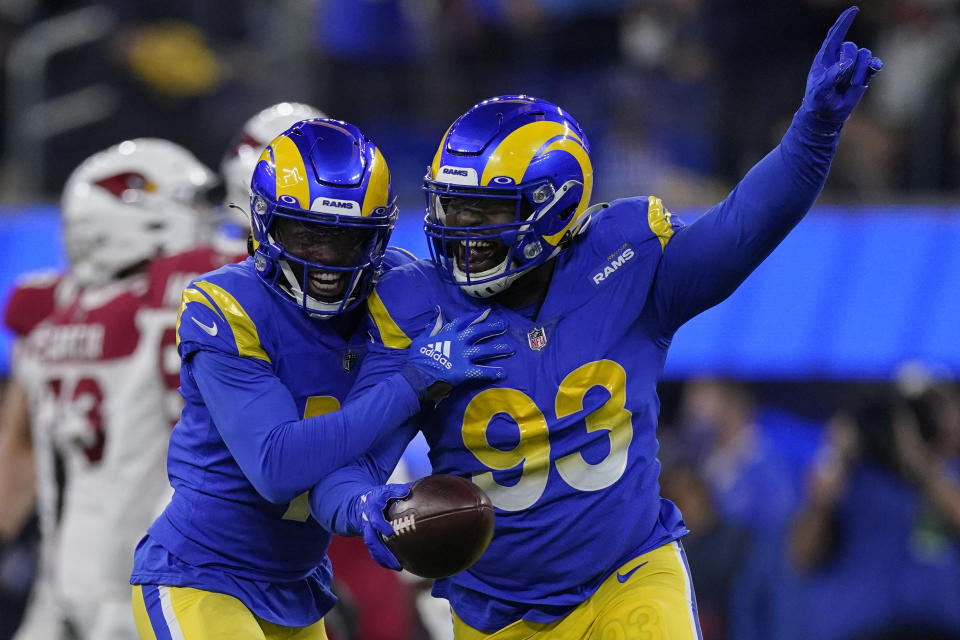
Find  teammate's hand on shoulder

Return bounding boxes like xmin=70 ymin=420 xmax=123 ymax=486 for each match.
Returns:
xmin=356 ymin=483 xmax=410 ymax=571
xmin=404 ymin=308 xmax=514 ymax=390
xmin=802 ymin=6 xmax=883 ymax=123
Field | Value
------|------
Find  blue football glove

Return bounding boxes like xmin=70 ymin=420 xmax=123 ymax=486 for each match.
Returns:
xmin=802 ymin=6 xmax=883 ymax=124
xmin=355 ymin=483 xmax=410 ymax=571
xmin=403 ymin=308 xmax=513 ymax=389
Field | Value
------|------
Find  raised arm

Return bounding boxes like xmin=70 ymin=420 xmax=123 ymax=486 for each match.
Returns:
xmin=650 ymin=6 xmax=882 ymax=333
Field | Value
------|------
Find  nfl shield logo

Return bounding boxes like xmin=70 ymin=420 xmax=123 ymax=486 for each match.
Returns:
xmin=342 ymin=350 xmax=357 ymax=372
xmin=527 ymin=327 xmax=547 ymax=351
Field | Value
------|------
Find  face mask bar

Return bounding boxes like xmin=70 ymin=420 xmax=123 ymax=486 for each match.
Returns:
xmin=424 ymin=212 xmax=538 ymax=286
xmin=423 ymin=175 xmax=560 ymax=289
xmin=273 ymin=254 xmax=368 ymax=316
xmin=274 ymin=215 xmax=380 ymax=265
xmin=252 ymin=193 xmax=397 ymax=316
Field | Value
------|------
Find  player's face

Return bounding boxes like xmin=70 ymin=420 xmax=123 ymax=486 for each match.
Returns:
xmin=273 ymin=217 xmax=373 ymax=301
xmin=440 ymin=197 xmax=515 ymax=273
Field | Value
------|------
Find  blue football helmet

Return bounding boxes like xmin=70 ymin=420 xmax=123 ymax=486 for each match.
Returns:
xmin=250 ymin=119 xmax=397 ymax=316
xmin=424 ymin=95 xmax=593 ymax=298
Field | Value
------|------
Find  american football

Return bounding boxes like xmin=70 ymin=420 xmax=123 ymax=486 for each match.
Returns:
xmin=384 ymin=474 xmax=495 ymax=579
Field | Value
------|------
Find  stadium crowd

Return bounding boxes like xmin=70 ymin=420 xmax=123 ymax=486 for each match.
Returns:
xmin=0 ymin=0 xmax=959 ymax=201
xmin=0 ymin=1 xmax=957 ymax=640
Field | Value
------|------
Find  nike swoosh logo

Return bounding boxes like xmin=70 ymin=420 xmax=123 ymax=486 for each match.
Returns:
xmin=192 ymin=317 xmax=219 ymax=336
xmin=616 ymin=561 xmax=648 ymax=583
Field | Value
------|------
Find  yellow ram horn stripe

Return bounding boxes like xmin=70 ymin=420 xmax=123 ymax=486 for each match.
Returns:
xmin=431 ymin=125 xmax=453 ymax=179
xmin=480 ymin=121 xmax=584 ymax=186
xmin=193 ymin=281 xmax=271 ymax=362
xmin=367 ymin=289 xmax=411 ymax=349
xmin=361 ymin=147 xmax=391 ymax=217
xmin=539 ymin=138 xmax=593 ymax=246
xmin=271 ymin=135 xmax=310 ymax=209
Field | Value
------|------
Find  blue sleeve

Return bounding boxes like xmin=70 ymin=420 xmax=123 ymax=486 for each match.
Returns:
xmin=308 ymin=423 xmax=418 ymax=536
xmin=648 ymin=109 xmax=843 ymax=334
xmin=186 ymin=347 xmax=421 ymax=504
xmin=308 ymin=337 xmax=423 ymax=535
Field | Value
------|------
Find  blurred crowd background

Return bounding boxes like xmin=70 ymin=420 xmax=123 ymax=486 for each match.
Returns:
xmin=1 ymin=1 xmax=959 ymax=639
xmin=3 ymin=0 xmax=960 ymax=204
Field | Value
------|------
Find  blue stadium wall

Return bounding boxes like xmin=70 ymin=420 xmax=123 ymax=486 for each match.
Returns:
xmin=1 ymin=205 xmax=957 ymax=379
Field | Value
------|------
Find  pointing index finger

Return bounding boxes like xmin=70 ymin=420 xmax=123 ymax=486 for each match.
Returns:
xmin=822 ymin=6 xmax=860 ymax=60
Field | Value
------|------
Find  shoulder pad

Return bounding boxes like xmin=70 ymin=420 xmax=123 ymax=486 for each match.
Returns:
xmin=365 ymin=260 xmax=440 ymax=350
xmin=382 ymin=245 xmax=418 ymax=270
xmin=175 ymin=265 xmax=271 ymax=362
xmin=4 ymin=270 xmax=63 ymax=336
xmin=591 ymin=196 xmax=684 ymax=253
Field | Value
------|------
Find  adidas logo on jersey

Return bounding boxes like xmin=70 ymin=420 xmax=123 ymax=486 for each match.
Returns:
xmin=591 ymin=246 xmax=635 ymax=286
xmin=419 ymin=341 xmax=453 ymax=370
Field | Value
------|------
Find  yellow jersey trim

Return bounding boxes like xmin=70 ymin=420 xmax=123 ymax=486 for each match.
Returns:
xmin=388 ymin=245 xmax=417 ymax=261
xmin=191 ymin=280 xmax=271 ymax=362
xmin=367 ymin=289 xmax=411 ymax=349
xmin=175 ymin=287 xmax=219 ymax=348
xmin=646 ymin=196 xmax=674 ymax=252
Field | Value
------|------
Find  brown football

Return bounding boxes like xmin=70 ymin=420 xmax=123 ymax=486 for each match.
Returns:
xmin=383 ymin=474 xmax=495 ymax=579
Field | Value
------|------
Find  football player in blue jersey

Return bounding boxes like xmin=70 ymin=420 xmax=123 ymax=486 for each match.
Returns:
xmin=129 ymin=119 xmax=514 ymax=639
xmin=310 ymin=7 xmax=883 ymax=639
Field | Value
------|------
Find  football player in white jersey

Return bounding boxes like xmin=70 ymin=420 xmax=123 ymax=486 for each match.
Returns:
xmin=0 ymin=138 xmax=217 ymax=640
xmin=2 ymin=104 xmax=330 ymax=639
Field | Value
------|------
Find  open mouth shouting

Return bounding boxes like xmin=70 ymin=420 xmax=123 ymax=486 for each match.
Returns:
xmin=306 ymin=268 xmax=351 ymax=301
xmin=455 ymin=239 xmax=508 ymax=274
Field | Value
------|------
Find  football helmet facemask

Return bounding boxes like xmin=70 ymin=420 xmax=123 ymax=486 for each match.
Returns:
xmin=61 ymin=138 xmax=217 ymax=286
xmin=424 ymin=95 xmax=593 ymax=298
xmin=249 ymin=119 xmax=397 ymax=316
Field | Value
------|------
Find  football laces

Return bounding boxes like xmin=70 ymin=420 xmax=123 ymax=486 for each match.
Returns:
xmin=391 ymin=515 xmax=417 ymax=536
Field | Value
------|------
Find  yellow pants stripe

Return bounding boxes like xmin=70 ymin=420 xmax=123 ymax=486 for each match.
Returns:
xmin=671 ymin=541 xmax=702 ymax=639
xmin=131 ymin=584 xmax=328 ymax=640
